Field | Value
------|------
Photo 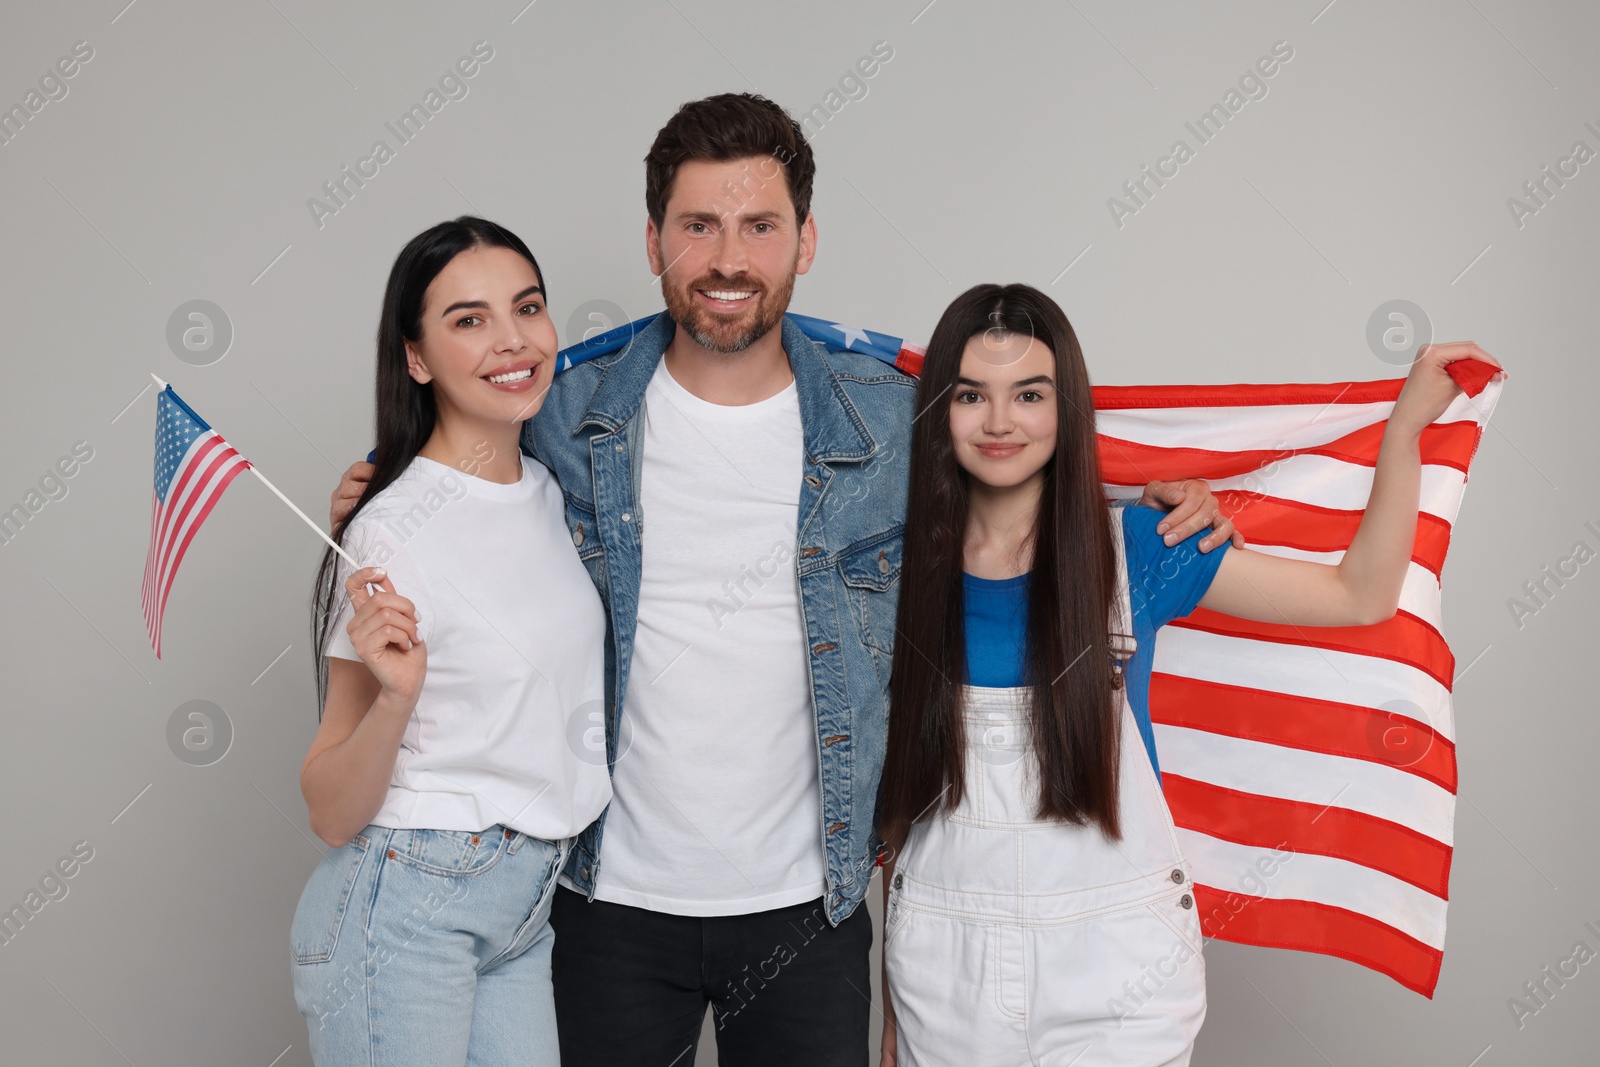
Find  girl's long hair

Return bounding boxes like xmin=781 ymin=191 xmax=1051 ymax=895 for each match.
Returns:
xmin=309 ymin=216 xmax=545 ymax=717
xmin=876 ymin=283 xmax=1125 ymax=848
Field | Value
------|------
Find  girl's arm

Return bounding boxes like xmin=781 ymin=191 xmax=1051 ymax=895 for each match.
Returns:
xmin=301 ymin=566 xmax=426 ymax=848
xmin=1197 ymin=343 xmax=1504 ymax=628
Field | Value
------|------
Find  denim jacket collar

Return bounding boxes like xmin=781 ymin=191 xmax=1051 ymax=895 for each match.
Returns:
xmin=577 ymin=312 xmax=880 ymax=465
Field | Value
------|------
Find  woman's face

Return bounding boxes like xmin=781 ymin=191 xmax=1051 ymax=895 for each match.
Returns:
xmin=405 ymin=244 xmax=558 ymax=424
xmin=949 ymin=328 xmax=1059 ymax=490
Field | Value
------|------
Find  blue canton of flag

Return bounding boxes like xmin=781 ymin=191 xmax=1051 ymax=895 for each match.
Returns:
xmin=552 ymin=312 xmax=926 ymax=377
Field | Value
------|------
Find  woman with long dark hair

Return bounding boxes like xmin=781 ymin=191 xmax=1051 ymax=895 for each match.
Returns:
xmin=289 ymin=217 xmax=609 ymax=1065
xmin=876 ymin=284 xmax=1502 ymax=1066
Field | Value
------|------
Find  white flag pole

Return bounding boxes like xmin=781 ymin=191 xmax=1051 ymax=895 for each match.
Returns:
xmin=150 ymin=373 xmax=363 ymax=573
xmin=245 ymin=466 xmax=362 ymax=571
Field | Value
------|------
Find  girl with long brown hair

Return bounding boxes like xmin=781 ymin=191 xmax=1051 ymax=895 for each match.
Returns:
xmin=876 ymin=283 xmax=1501 ymax=1066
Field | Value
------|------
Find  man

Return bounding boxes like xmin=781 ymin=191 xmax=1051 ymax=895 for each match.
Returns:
xmin=331 ymin=92 xmax=1236 ymax=1065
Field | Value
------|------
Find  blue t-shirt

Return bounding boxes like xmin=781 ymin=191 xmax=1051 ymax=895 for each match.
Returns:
xmin=961 ymin=504 xmax=1229 ymax=776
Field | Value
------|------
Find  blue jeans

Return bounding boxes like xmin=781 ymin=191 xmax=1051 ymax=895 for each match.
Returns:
xmin=290 ymin=823 xmax=571 ymax=1066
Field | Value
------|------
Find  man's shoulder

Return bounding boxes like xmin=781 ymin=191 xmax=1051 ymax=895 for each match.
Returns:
xmin=523 ymin=360 xmax=603 ymax=457
xmin=802 ymin=340 xmax=918 ymax=430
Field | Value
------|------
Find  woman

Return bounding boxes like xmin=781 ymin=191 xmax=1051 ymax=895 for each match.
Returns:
xmin=876 ymin=283 xmax=1502 ymax=1066
xmin=291 ymin=217 xmax=609 ymax=1066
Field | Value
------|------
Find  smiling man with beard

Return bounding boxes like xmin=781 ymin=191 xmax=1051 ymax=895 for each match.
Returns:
xmin=331 ymin=92 xmax=1233 ymax=1066
xmin=528 ymin=93 xmax=1234 ymax=1067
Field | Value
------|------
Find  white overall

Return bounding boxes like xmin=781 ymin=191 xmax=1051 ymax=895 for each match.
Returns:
xmin=885 ymin=509 xmax=1207 ymax=1067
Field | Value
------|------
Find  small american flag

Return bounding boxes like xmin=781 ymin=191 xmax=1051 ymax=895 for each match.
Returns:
xmin=555 ymin=313 xmax=1502 ymax=996
xmin=142 ymin=381 xmax=252 ymax=658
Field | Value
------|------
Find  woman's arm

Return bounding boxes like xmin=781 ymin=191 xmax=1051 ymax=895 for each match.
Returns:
xmin=1197 ymin=343 xmax=1504 ymax=627
xmin=301 ymin=566 xmax=426 ymax=848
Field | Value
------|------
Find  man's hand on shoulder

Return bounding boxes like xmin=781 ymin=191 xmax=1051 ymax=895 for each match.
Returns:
xmin=1135 ymin=478 xmax=1244 ymax=553
xmin=331 ymin=461 xmax=374 ymax=530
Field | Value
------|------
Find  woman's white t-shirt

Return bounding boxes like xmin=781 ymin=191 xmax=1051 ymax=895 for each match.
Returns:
xmin=325 ymin=453 xmax=611 ymax=842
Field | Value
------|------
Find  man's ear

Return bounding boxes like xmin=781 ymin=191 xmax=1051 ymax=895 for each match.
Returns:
xmin=405 ymin=340 xmax=432 ymax=384
xmin=795 ymin=212 xmax=818 ymax=277
xmin=645 ymin=217 xmax=664 ymax=276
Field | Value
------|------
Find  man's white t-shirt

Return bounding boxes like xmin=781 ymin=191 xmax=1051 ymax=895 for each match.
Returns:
xmin=572 ymin=358 xmax=823 ymax=915
xmin=326 ymin=453 xmax=612 ymax=842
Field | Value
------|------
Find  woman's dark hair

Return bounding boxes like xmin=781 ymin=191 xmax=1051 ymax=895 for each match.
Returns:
xmin=644 ymin=92 xmax=816 ymax=229
xmin=309 ymin=216 xmax=544 ymax=716
xmin=876 ymin=283 xmax=1125 ymax=848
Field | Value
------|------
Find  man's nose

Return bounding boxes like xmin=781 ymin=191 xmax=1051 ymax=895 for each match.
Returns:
xmin=711 ymin=227 xmax=750 ymax=279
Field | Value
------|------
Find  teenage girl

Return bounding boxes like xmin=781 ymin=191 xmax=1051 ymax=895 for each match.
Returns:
xmin=876 ymin=283 xmax=1502 ymax=1066
xmin=290 ymin=217 xmax=610 ymax=1066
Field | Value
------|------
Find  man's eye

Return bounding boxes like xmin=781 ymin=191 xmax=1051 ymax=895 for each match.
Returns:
xmin=752 ymin=222 xmax=772 ymax=234
xmin=688 ymin=222 xmax=708 ymax=234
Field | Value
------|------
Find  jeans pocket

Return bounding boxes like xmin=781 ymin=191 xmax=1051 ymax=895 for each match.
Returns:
xmin=291 ymin=833 xmax=371 ymax=965
xmin=384 ymin=826 xmax=509 ymax=878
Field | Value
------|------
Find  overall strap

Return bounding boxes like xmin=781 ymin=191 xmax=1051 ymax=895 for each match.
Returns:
xmin=1106 ymin=506 xmax=1138 ymax=673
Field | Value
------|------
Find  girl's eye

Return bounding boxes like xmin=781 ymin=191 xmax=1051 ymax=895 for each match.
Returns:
xmin=1019 ymin=390 xmax=1043 ymax=402
xmin=955 ymin=391 xmax=982 ymax=404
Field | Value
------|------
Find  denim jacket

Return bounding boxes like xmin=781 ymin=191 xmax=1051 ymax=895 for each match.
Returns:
xmin=522 ymin=312 xmax=915 ymax=925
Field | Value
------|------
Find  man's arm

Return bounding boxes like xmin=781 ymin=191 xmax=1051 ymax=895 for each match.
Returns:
xmin=331 ymin=461 xmax=374 ymax=530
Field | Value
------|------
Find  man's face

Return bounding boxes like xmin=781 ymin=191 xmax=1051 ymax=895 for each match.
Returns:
xmin=647 ymin=155 xmax=817 ymax=353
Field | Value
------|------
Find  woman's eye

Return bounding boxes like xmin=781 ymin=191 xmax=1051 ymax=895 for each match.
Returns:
xmin=519 ymin=302 xmax=543 ymax=316
xmin=455 ymin=315 xmax=481 ymax=328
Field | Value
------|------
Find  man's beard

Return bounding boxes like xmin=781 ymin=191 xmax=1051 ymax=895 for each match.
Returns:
xmin=662 ymin=264 xmax=797 ymax=354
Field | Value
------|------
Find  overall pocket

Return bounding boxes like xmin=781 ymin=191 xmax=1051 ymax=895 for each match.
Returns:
xmin=290 ymin=833 xmax=372 ymax=965
xmin=1147 ymin=887 xmax=1206 ymax=959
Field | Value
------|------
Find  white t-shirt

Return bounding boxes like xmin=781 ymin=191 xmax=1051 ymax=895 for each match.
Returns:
xmin=326 ymin=453 xmax=611 ymax=842
xmin=576 ymin=357 xmax=823 ymax=915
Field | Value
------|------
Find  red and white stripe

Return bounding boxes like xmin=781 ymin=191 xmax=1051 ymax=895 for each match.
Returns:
xmin=1094 ymin=360 xmax=1502 ymax=997
xmin=141 ymin=430 xmax=251 ymax=659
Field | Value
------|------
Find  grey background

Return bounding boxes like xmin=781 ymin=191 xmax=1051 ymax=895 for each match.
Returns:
xmin=1 ymin=1 xmax=1594 ymax=1064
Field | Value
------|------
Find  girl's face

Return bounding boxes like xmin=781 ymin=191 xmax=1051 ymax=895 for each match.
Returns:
xmin=405 ymin=244 xmax=558 ymax=424
xmin=949 ymin=329 xmax=1059 ymax=490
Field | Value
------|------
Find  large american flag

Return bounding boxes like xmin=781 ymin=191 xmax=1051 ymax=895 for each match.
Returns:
xmin=557 ymin=312 xmax=1502 ymax=997
xmin=143 ymin=383 xmax=252 ymax=659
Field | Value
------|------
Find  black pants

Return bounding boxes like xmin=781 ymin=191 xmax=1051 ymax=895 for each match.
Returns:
xmin=549 ymin=886 xmax=873 ymax=1066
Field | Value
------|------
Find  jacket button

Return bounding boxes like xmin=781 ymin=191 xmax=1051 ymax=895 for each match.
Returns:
xmin=615 ymin=443 xmax=624 ymax=453
xmin=1180 ymin=894 xmax=1193 ymax=909
xmin=893 ymin=872 xmax=903 ymax=889
xmin=572 ymin=523 xmax=584 ymax=547
xmin=878 ymin=554 xmax=890 ymax=575
xmin=621 ymin=512 xmax=632 ymax=523
xmin=1171 ymin=869 xmax=1184 ymax=884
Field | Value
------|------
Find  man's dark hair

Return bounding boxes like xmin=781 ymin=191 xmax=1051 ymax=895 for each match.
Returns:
xmin=644 ymin=93 xmax=816 ymax=230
